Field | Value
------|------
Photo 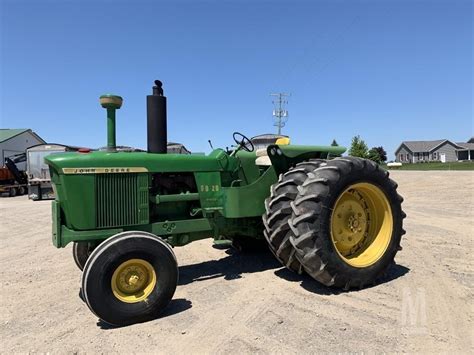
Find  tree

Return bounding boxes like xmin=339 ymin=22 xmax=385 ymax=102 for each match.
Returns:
xmin=377 ymin=146 xmax=387 ymax=162
xmin=368 ymin=148 xmax=382 ymax=163
xmin=368 ymin=146 xmax=387 ymax=163
xmin=348 ymin=135 xmax=368 ymax=158
xmin=330 ymin=139 xmax=342 ymax=157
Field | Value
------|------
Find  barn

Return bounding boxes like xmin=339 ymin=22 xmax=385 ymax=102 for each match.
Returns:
xmin=0 ymin=129 xmax=45 ymax=170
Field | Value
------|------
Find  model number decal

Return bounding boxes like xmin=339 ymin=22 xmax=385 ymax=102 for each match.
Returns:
xmin=62 ymin=167 xmax=148 ymax=174
xmin=200 ymin=184 xmax=220 ymax=192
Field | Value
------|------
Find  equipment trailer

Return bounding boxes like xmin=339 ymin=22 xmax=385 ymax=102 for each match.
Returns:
xmin=0 ymin=154 xmax=28 ymax=197
xmin=45 ymin=80 xmax=405 ymax=326
xmin=27 ymin=144 xmax=85 ymax=200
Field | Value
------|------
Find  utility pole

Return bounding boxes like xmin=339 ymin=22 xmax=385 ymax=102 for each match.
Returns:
xmin=270 ymin=93 xmax=290 ymax=135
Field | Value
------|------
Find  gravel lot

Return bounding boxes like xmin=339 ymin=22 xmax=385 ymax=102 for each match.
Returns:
xmin=1 ymin=171 xmax=472 ymax=353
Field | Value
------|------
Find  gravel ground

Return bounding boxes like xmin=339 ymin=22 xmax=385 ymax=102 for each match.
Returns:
xmin=0 ymin=171 xmax=472 ymax=353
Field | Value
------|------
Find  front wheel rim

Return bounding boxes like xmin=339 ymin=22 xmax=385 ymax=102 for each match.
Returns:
xmin=330 ymin=182 xmax=393 ymax=268
xmin=111 ymin=259 xmax=157 ymax=303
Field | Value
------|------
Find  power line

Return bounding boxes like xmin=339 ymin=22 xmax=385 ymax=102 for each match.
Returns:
xmin=270 ymin=93 xmax=290 ymax=135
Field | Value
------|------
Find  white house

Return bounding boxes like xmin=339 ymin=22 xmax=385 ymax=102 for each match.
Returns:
xmin=395 ymin=138 xmax=474 ymax=163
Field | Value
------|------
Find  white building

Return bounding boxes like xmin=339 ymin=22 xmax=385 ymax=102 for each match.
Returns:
xmin=0 ymin=129 xmax=45 ymax=170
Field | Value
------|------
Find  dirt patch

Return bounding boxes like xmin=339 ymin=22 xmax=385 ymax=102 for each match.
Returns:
xmin=0 ymin=171 xmax=472 ymax=353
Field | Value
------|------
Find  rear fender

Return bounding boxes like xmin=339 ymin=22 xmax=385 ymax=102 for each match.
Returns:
xmin=267 ymin=144 xmax=346 ymax=175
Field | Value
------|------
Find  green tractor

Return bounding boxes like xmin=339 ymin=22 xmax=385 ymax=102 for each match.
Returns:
xmin=45 ymin=80 xmax=405 ymax=326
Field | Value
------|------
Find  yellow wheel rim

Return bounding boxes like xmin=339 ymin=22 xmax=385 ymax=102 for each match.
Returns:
xmin=330 ymin=182 xmax=393 ymax=268
xmin=111 ymin=259 xmax=157 ymax=303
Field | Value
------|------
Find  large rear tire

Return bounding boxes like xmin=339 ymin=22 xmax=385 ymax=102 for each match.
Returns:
xmin=82 ymin=231 xmax=178 ymax=326
xmin=263 ymin=160 xmax=325 ymax=273
xmin=289 ymin=157 xmax=406 ymax=289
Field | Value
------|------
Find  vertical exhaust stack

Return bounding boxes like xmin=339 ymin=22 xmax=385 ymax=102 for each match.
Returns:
xmin=147 ymin=80 xmax=167 ymax=154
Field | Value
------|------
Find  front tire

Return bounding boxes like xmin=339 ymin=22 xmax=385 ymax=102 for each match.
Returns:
xmin=82 ymin=231 xmax=178 ymax=326
xmin=289 ymin=157 xmax=406 ymax=289
xmin=72 ymin=242 xmax=95 ymax=271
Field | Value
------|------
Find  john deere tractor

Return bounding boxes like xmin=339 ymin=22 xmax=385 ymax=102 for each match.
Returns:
xmin=45 ymin=80 xmax=405 ymax=326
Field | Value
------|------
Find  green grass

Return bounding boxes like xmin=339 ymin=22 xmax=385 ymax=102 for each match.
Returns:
xmin=385 ymin=161 xmax=474 ymax=171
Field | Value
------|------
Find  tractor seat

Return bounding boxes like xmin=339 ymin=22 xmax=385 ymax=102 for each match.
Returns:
xmin=255 ymin=148 xmax=272 ymax=166
xmin=254 ymin=138 xmax=290 ymax=166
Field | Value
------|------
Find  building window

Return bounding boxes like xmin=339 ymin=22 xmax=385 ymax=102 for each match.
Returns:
xmin=433 ymin=152 xmax=437 ymax=160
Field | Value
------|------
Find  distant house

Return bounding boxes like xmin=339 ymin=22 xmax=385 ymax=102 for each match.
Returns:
xmin=395 ymin=138 xmax=474 ymax=163
xmin=0 ymin=129 xmax=46 ymax=170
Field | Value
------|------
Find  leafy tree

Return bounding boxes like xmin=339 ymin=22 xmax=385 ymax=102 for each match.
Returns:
xmin=369 ymin=146 xmax=387 ymax=163
xmin=378 ymin=147 xmax=387 ymax=162
xmin=368 ymin=148 xmax=382 ymax=163
xmin=348 ymin=135 xmax=368 ymax=158
xmin=372 ymin=147 xmax=387 ymax=163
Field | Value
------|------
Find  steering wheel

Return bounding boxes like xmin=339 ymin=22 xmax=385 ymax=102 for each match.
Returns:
xmin=232 ymin=132 xmax=254 ymax=152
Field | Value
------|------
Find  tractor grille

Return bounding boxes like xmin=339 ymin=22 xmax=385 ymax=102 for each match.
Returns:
xmin=96 ymin=173 xmax=149 ymax=228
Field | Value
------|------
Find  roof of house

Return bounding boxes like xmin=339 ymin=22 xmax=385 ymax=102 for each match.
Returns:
xmin=0 ymin=129 xmax=45 ymax=144
xmin=467 ymin=137 xmax=474 ymax=144
xmin=398 ymin=139 xmax=445 ymax=153
xmin=456 ymin=142 xmax=474 ymax=150
xmin=396 ymin=139 xmax=466 ymax=153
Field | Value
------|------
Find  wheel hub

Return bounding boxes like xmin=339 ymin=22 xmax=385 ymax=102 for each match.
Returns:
xmin=111 ymin=259 xmax=157 ymax=303
xmin=128 ymin=274 xmax=140 ymax=286
xmin=118 ymin=265 xmax=148 ymax=293
xmin=330 ymin=183 xmax=393 ymax=268
xmin=332 ymin=194 xmax=369 ymax=255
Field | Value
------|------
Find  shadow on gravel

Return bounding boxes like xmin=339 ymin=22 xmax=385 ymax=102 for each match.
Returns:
xmin=179 ymin=244 xmax=410 ymax=293
xmin=381 ymin=263 xmax=411 ymax=284
xmin=275 ymin=262 xmax=410 ymax=295
xmin=178 ymin=247 xmax=281 ymax=285
xmin=96 ymin=298 xmax=193 ymax=330
xmin=96 ymin=254 xmax=410 ymax=328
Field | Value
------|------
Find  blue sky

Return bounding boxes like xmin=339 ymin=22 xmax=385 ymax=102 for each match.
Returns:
xmin=1 ymin=0 xmax=472 ymax=159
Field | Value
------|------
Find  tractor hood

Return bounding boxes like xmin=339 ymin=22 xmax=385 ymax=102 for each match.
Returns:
xmin=45 ymin=149 xmax=234 ymax=175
